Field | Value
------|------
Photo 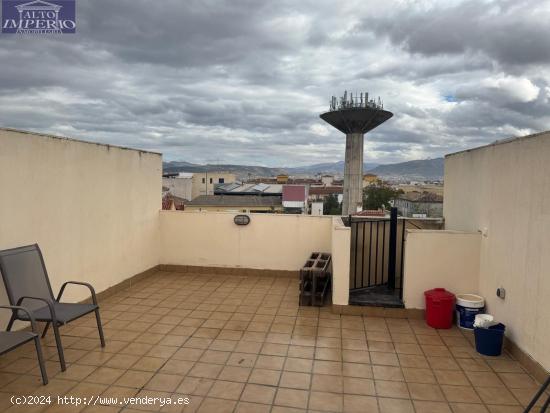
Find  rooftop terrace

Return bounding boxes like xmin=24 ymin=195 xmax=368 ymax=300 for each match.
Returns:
xmin=1 ymin=128 xmax=549 ymax=412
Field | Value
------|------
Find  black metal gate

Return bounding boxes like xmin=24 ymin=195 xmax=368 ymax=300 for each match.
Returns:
xmin=347 ymin=208 xmax=406 ymax=299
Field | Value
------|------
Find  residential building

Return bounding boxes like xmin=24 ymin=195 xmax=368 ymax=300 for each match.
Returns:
xmin=308 ymin=186 xmax=343 ymax=202
xmin=282 ymin=185 xmax=308 ymax=214
xmin=214 ymin=182 xmax=282 ymax=196
xmin=362 ymin=173 xmax=379 ymax=187
xmin=162 ymin=172 xmax=193 ymax=200
xmin=394 ymin=190 xmax=443 ymax=217
xmin=276 ymin=174 xmax=289 ymax=184
xmin=191 ymin=171 xmax=236 ymax=199
xmin=320 ymin=175 xmax=334 ymax=186
xmin=184 ymin=195 xmax=282 ymax=213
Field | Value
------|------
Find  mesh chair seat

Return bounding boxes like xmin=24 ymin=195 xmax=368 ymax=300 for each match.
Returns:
xmin=0 ymin=244 xmax=106 ymax=373
xmin=0 ymin=331 xmax=37 ymax=355
xmin=19 ymin=302 xmax=98 ymax=324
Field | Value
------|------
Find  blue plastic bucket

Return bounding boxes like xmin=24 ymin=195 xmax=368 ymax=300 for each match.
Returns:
xmin=456 ymin=294 xmax=485 ymax=329
xmin=474 ymin=323 xmax=506 ymax=356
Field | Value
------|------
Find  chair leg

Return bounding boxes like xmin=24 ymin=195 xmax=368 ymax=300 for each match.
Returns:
xmin=94 ymin=308 xmax=105 ymax=347
xmin=52 ymin=322 xmax=66 ymax=371
xmin=6 ymin=314 xmax=15 ymax=331
xmin=41 ymin=322 xmax=50 ymax=338
xmin=33 ymin=336 xmax=48 ymax=385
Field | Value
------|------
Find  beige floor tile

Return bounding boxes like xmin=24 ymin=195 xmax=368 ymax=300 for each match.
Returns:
xmin=197 ymin=397 xmax=236 ymax=413
xmin=103 ymin=353 xmax=140 ymax=369
xmin=375 ymin=380 xmax=410 ymax=399
xmin=371 ymin=352 xmax=399 ymax=367
xmin=372 ymin=366 xmax=404 ymax=381
xmin=177 ymin=377 xmax=214 ymax=396
xmin=248 ymin=368 xmax=281 ymax=386
xmin=314 ymin=360 xmax=343 ymax=375
xmin=440 ymin=385 xmax=481 ymax=403
xmin=279 ymin=372 xmax=311 ymax=390
xmin=343 ymin=394 xmax=378 ymax=413
xmin=343 ymin=350 xmax=370 ymax=364
xmin=412 ymin=400 xmax=452 ymax=412
xmin=159 ymin=359 xmax=194 ymax=375
xmin=287 ymin=345 xmax=314 ymax=359
xmin=377 ymin=397 xmax=414 ymax=413
xmin=343 ymin=377 xmax=376 ymax=396
xmin=448 ymin=403 xmax=489 ymax=413
xmin=342 ymin=362 xmax=372 ymax=378
xmin=308 ymin=391 xmax=343 ymax=412
xmin=199 ymin=350 xmax=230 ymax=365
xmin=188 ymin=363 xmax=223 ymax=379
xmin=283 ymin=358 xmax=313 ymax=373
xmin=475 ymin=386 xmax=519 ymax=405
xmin=255 ymin=355 xmax=285 ymax=370
xmin=311 ymin=374 xmax=343 ymax=393
xmin=207 ymin=380 xmax=245 ymax=400
xmin=498 ymin=372 xmax=538 ymax=389
xmin=274 ymin=388 xmax=309 ymax=409
xmin=240 ymin=384 xmax=276 ymax=404
xmin=465 ymin=371 xmax=504 ymax=387
xmin=115 ymin=370 xmax=155 ymax=388
xmin=408 ymin=382 xmax=445 ymax=401
xmin=434 ymin=370 xmax=469 ymax=386
xmin=234 ymin=402 xmax=271 ymax=413
xmin=145 ymin=373 xmax=184 ymax=392
xmin=218 ymin=366 xmax=251 ymax=382
xmin=84 ymin=367 xmax=126 ymax=385
xmin=132 ymin=356 xmax=166 ymax=372
xmin=427 ymin=357 xmax=459 ymax=370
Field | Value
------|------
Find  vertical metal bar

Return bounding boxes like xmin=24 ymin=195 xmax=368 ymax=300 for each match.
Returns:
xmin=399 ymin=219 xmax=406 ymax=297
xmin=361 ymin=221 xmax=366 ymax=288
xmin=354 ymin=220 xmax=359 ymax=289
xmin=388 ymin=207 xmax=398 ymax=290
xmin=368 ymin=221 xmax=373 ymax=286
xmin=381 ymin=220 xmax=386 ymax=284
xmin=375 ymin=220 xmax=379 ymax=286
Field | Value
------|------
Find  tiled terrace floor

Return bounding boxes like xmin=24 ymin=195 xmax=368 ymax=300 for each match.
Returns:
xmin=0 ymin=271 xmax=546 ymax=413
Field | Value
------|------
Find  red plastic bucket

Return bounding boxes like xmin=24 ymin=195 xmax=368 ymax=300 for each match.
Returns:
xmin=425 ymin=288 xmax=455 ymax=329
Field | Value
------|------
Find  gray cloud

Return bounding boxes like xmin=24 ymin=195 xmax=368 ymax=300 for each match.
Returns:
xmin=0 ymin=0 xmax=549 ymax=166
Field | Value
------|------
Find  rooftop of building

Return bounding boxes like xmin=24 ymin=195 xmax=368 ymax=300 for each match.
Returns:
xmin=185 ymin=195 xmax=282 ymax=207
xmin=309 ymin=186 xmax=343 ymax=196
xmin=398 ymin=191 xmax=443 ymax=203
xmin=215 ymin=183 xmax=283 ymax=196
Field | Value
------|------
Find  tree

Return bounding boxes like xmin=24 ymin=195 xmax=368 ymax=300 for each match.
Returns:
xmin=363 ymin=184 xmax=403 ymax=210
xmin=323 ymin=194 xmax=342 ymax=215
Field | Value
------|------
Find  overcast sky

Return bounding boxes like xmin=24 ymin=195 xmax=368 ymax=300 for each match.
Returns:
xmin=1 ymin=0 xmax=549 ymax=166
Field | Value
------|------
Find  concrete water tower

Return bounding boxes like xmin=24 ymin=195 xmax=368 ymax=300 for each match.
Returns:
xmin=320 ymin=91 xmax=393 ymax=215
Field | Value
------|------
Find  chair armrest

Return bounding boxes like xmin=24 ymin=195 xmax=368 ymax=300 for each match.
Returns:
xmin=0 ymin=304 xmax=40 ymax=334
xmin=16 ymin=296 xmax=58 ymax=325
xmin=56 ymin=281 xmax=98 ymax=305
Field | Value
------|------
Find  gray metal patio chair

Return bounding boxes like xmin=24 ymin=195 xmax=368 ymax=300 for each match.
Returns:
xmin=0 ymin=244 xmax=105 ymax=371
xmin=0 ymin=305 xmax=48 ymax=384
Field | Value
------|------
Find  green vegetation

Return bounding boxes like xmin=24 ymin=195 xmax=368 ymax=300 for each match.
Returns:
xmin=363 ymin=184 xmax=403 ymax=210
xmin=323 ymin=194 xmax=342 ymax=215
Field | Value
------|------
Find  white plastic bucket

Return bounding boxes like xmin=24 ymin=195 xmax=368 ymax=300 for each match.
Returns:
xmin=456 ymin=294 xmax=485 ymax=330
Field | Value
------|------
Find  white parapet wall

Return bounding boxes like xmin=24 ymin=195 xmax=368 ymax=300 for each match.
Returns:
xmin=160 ymin=211 xmax=333 ymax=271
xmin=331 ymin=217 xmax=351 ymax=305
xmin=444 ymin=130 xmax=550 ymax=373
xmin=403 ymin=230 xmax=481 ymax=309
xmin=0 ymin=128 xmax=162 ymax=326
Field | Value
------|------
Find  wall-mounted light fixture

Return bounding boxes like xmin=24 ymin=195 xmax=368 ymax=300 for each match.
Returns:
xmin=234 ymin=215 xmax=251 ymax=226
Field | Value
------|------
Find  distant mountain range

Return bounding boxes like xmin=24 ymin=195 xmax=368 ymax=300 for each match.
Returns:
xmin=163 ymin=157 xmax=444 ymax=181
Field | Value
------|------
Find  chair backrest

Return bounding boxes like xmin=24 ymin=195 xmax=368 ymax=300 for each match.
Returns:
xmin=0 ymin=244 xmax=54 ymax=311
